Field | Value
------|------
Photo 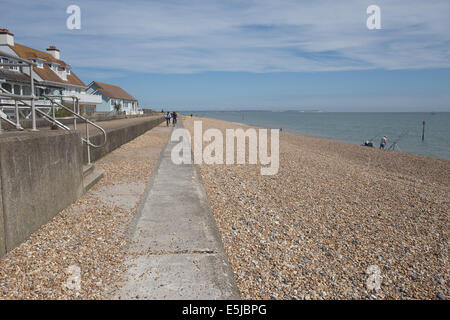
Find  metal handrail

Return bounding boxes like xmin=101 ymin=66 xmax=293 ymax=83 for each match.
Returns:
xmin=43 ymin=95 xmax=107 ymax=148
xmin=0 ymin=51 xmax=107 ymax=164
xmin=0 ymin=90 xmax=107 ymax=164
xmin=0 ymin=90 xmax=69 ymax=130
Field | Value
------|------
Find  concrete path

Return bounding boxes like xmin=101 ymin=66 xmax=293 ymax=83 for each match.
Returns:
xmin=114 ymin=121 xmax=239 ymax=300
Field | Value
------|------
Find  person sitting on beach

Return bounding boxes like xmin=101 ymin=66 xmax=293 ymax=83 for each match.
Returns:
xmin=165 ymin=112 xmax=171 ymax=126
xmin=380 ymin=136 xmax=387 ymax=149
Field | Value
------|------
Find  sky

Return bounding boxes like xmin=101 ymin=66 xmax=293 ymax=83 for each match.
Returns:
xmin=1 ymin=0 xmax=450 ymax=111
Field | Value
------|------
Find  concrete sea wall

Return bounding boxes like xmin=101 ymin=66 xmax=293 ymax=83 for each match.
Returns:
xmin=0 ymin=131 xmax=83 ymax=256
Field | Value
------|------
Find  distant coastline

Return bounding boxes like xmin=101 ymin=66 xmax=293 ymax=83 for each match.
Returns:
xmin=182 ymin=111 xmax=450 ymax=161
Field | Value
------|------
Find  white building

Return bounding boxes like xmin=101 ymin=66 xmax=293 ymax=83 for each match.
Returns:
xmin=86 ymin=81 xmax=140 ymax=115
xmin=0 ymin=28 xmax=101 ymax=114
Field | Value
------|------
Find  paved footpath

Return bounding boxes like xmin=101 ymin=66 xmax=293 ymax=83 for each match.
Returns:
xmin=114 ymin=121 xmax=240 ymax=299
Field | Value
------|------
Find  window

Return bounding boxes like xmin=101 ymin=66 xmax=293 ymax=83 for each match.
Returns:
xmin=0 ymin=58 xmax=18 ymax=71
xmin=22 ymin=86 xmax=31 ymax=95
xmin=13 ymin=85 xmax=20 ymax=95
xmin=1 ymin=83 xmax=12 ymax=93
xmin=0 ymin=58 xmax=8 ymax=69
xmin=9 ymin=59 xmax=19 ymax=71
xmin=36 ymin=88 xmax=45 ymax=97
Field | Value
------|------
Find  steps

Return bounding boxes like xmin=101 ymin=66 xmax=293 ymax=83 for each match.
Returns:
xmin=83 ymin=164 xmax=104 ymax=193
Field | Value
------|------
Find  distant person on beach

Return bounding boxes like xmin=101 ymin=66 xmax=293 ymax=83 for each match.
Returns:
xmin=165 ymin=112 xmax=171 ymax=126
xmin=172 ymin=112 xmax=177 ymax=125
xmin=380 ymin=136 xmax=387 ymax=149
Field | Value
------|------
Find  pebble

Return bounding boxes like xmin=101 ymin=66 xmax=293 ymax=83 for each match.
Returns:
xmin=437 ymin=293 xmax=447 ymax=300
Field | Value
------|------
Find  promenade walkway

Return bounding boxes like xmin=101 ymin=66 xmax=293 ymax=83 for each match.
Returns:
xmin=114 ymin=121 xmax=239 ymax=299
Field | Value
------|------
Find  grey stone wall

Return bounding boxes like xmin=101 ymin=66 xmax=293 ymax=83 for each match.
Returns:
xmin=0 ymin=131 xmax=83 ymax=255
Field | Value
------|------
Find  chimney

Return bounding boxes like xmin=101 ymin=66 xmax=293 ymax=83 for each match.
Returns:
xmin=0 ymin=29 xmax=14 ymax=46
xmin=46 ymin=45 xmax=60 ymax=60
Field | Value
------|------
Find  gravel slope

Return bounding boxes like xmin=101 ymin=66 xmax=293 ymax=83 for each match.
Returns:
xmin=183 ymin=117 xmax=449 ymax=300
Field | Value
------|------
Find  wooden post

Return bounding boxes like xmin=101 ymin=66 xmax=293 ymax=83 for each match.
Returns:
xmin=422 ymin=120 xmax=426 ymax=141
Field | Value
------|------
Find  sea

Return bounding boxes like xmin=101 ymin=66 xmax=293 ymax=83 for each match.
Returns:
xmin=180 ymin=111 xmax=450 ymax=161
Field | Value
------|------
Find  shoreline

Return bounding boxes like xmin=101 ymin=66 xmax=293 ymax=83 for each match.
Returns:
xmin=194 ymin=116 xmax=449 ymax=186
xmin=188 ymin=114 xmax=450 ymax=162
xmin=183 ymin=117 xmax=449 ymax=300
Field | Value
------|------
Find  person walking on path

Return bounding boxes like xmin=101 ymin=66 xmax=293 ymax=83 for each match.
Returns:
xmin=380 ymin=136 xmax=387 ymax=149
xmin=165 ymin=112 xmax=171 ymax=127
xmin=171 ymin=111 xmax=177 ymax=126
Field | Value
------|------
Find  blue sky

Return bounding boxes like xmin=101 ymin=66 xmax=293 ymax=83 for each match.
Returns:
xmin=1 ymin=0 xmax=450 ymax=111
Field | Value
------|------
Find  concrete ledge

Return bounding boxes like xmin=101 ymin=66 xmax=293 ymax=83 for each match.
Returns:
xmin=83 ymin=116 xmax=164 ymax=164
xmin=0 ymin=186 xmax=5 ymax=256
xmin=83 ymin=169 xmax=104 ymax=193
xmin=2 ymin=113 xmax=163 ymax=130
xmin=0 ymin=131 xmax=83 ymax=253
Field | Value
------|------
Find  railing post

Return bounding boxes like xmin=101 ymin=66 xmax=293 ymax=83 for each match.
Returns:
xmin=73 ymin=97 xmax=77 ymax=130
xmin=51 ymin=98 xmax=55 ymax=120
xmin=29 ymin=64 xmax=37 ymax=131
xmin=15 ymin=99 xmax=20 ymax=128
xmin=86 ymin=121 xmax=91 ymax=165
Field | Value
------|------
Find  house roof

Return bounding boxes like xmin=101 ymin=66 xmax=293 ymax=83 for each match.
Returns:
xmin=8 ymin=43 xmax=85 ymax=87
xmin=91 ymin=81 xmax=137 ymax=101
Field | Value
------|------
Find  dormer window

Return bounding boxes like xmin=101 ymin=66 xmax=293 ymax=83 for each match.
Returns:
xmin=33 ymin=59 xmax=43 ymax=69
xmin=50 ymin=64 xmax=57 ymax=71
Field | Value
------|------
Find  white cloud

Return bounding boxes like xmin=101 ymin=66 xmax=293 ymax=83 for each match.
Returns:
xmin=2 ymin=0 xmax=450 ymax=73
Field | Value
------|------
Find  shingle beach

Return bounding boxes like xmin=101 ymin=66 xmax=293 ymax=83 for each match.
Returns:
xmin=183 ymin=117 xmax=449 ymax=300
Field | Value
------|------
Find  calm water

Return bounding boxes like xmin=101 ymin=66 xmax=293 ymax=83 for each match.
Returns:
xmin=181 ymin=111 xmax=450 ymax=160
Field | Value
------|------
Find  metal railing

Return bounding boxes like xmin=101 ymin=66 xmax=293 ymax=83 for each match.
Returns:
xmin=0 ymin=90 xmax=107 ymax=164
xmin=43 ymin=94 xmax=107 ymax=149
xmin=0 ymin=53 xmax=107 ymax=164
